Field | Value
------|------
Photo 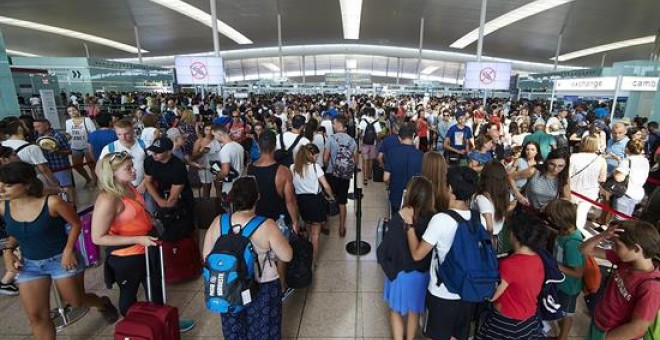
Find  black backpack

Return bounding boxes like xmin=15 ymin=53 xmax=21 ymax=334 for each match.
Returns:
xmin=362 ymin=120 xmax=377 ymax=145
xmin=274 ymin=133 xmax=303 ymax=167
xmin=285 ymin=233 xmax=313 ymax=289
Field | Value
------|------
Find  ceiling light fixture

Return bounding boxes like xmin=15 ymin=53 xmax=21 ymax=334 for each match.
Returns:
xmin=6 ymin=49 xmax=40 ymax=57
xmin=450 ymin=0 xmax=574 ymax=49
xmin=339 ymin=0 xmax=363 ymax=39
xmin=148 ymin=0 xmax=252 ymax=45
xmin=0 ymin=16 xmax=147 ymax=53
xmin=262 ymin=62 xmax=280 ymax=71
xmin=421 ymin=66 xmax=439 ymax=75
xmin=552 ymin=35 xmax=656 ymax=62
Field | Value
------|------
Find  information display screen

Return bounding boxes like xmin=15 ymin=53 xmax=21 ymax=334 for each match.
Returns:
xmin=463 ymin=62 xmax=512 ymax=90
xmin=174 ymin=56 xmax=224 ymax=85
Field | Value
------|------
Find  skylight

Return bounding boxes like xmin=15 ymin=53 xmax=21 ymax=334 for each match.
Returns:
xmin=339 ymin=0 xmax=363 ymax=40
xmin=6 ymin=49 xmax=40 ymax=57
xmin=552 ymin=35 xmax=656 ymax=62
xmin=450 ymin=0 xmax=574 ymax=49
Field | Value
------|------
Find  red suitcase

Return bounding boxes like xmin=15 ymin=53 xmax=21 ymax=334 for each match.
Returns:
xmin=115 ymin=244 xmax=181 ymax=340
xmin=162 ymin=237 xmax=201 ymax=284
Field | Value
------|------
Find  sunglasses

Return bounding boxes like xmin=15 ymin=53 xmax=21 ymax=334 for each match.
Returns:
xmin=108 ymin=151 xmax=130 ymax=163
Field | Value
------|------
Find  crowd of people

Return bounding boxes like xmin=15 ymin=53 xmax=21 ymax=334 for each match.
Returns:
xmin=0 ymin=90 xmax=658 ymax=340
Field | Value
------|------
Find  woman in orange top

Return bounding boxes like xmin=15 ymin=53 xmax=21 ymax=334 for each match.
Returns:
xmin=91 ymin=152 xmax=158 ymax=316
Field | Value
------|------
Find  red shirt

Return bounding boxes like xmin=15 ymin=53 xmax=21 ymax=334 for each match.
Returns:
xmin=226 ymin=120 xmax=250 ymax=142
xmin=495 ymin=253 xmax=544 ymax=320
xmin=416 ymin=119 xmax=428 ymax=138
xmin=595 ymin=251 xmax=660 ymax=336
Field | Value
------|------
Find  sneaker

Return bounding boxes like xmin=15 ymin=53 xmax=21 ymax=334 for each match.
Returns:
xmin=281 ymin=288 xmax=295 ymax=302
xmin=0 ymin=282 xmax=18 ymax=296
xmin=179 ymin=318 xmax=196 ymax=333
xmin=99 ymin=296 xmax=119 ymax=324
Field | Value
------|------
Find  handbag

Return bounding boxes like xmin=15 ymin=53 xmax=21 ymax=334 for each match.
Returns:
xmin=153 ymin=204 xmax=193 ymax=241
xmin=322 ymin=194 xmax=339 ymax=216
xmin=187 ymin=168 xmax=201 ymax=189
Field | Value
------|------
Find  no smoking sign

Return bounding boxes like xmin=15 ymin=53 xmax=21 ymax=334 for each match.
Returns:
xmin=480 ymin=67 xmax=496 ymax=85
xmin=190 ymin=61 xmax=208 ymax=80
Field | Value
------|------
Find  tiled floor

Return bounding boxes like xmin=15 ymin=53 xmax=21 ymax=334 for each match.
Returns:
xmin=0 ymin=172 xmax=593 ymax=339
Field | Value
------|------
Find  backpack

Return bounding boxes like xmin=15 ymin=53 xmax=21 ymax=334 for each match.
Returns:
xmin=108 ymin=139 xmax=147 ymax=153
xmin=582 ymin=256 xmax=602 ymax=294
xmin=362 ymin=119 xmax=377 ymax=145
xmin=330 ymin=134 xmax=356 ymax=180
xmin=203 ymin=214 xmax=266 ymax=314
xmin=285 ymin=233 xmax=313 ymax=289
xmin=536 ymin=248 xmax=566 ymax=321
xmin=274 ymin=133 xmax=303 ymax=167
xmin=435 ymin=210 xmax=499 ymax=303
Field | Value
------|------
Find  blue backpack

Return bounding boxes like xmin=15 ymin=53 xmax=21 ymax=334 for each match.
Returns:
xmin=436 ymin=210 xmax=499 ymax=303
xmin=203 ymin=214 xmax=266 ymax=313
xmin=536 ymin=248 xmax=566 ymax=321
xmin=108 ymin=139 xmax=146 ymax=153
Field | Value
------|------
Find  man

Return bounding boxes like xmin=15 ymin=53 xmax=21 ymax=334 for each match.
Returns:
xmin=144 ymin=137 xmax=194 ymax=241
xmin=163 ymin=98 xmax=179 ymax=128
xmin=358 ymin=106 xmax=381 ymax=185
xmin=605 ymin=122 xmax=630 ymax=174
xmin=1 ymin=119 xmax=59 ymax=189
xmin=33 ymin=119 xmax=75 ymax=203
xmin=87 ymin=113 xmax=118 ymax=162
xmin=212 ymin=125 xmax=244 ymax=195
xmin=645 ymin=121 xmax=659 ymax=157
xmin=275 ymin=115 xmax=310 ymax=165
xmin=443 ymin=110 xmax=474 ymax=165
xmin=226 ymin=107 xmax=252 ymax=148
xmin=97 ymin=119 xmax=148 ymax=202
xmin=523 ymin=118 xmax=556 ymax=160
xmin=324 ymin=115 xmax=358 ymax=238
xmin=594 ymin=103 xmax=609 ymax=120
xmin=378 ymin=121 xmax=400 ymax=169
xmin=383 ymin=123 xmax=423 ymax=212
xmin=436 ymin=109 xmax=454 ymax=153
xmin=546 ymin=109 xmax=569 ymax=136
xmin=247 ymin=130 xmax=299 ymax=299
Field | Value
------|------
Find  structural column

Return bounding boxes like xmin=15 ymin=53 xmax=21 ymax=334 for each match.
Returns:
xmin=476 ymin=0 xmax=488 ymax=63
xmin=0 ymin=29 xmax=20 ymax=118
xmin=416 ymin=17 xmax=424 ymax=80
xmin=133 ymin=26 xmax=142 ymax=64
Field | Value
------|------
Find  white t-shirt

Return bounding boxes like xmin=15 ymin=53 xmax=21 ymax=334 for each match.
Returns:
xmin=98 ymin=140 xmax=147 ymax=187
xmin=623 ymin=155 xmax=650 ymax=201
xmin=275 ymin=132 xmax=310 ymax=163
xmin=471 ymin=194 xmax=504 ymax=235
xmin=290 ymin=163 xmax=324 ymax=194
xmin=320 ymin=119 xmax=334 ymax=136
xmin=206 ymin=139 xmax=223 ymax=164
xmin=219 ymin=141 xmax=245 ymax=193
xmin=65 ymin=117 xmax=96 ymax=150
xmin=140 ymin=127 xmax=159 ymax=147
xmin=358 ymin=116 xmax=382 ymax=135
xmin=2 ymin=140 xmax=48 ymax=165
xmin=312 ymin=133 xmax=326 ymax=167
xmin=422 ymin=209 xmax=472 ymax=300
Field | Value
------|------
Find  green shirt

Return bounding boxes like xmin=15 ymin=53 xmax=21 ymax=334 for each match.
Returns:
xmin=554 ymin=230 xmax=585 ymax=295
xmin=523 ymin=130 xmax=556 ymax=160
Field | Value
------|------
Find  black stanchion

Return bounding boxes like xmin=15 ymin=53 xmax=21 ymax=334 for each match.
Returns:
xmin=346 ymin=114 xmax=371 ymax=256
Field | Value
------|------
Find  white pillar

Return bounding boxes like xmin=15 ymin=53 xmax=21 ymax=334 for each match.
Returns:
xmin=417 ymin=17 xmax=424 ymax=80
xmin=476 ymin=0 xmax=488 ymax=63
xmin=553 ymin=33 xmax=563 ymax=71
xmin=277 ymin=14 xmax=283 ymax=80
xmin=210 ymin=0 xmax=220 ymax=57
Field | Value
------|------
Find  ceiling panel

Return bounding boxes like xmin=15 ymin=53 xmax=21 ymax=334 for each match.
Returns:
xmin=0 ymin=0 xmax=657 ymax=68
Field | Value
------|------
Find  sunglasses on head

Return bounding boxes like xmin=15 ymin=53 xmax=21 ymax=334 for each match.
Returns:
xmin=108 ymin=151 xmax=130 ymax=163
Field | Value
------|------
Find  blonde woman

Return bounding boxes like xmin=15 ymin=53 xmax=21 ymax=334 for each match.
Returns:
xmin=291 ymin=144 xmax=334 ymax=263
xmin=91 ymin=152 xmax=159 ymax=316
xmin=569 ymin=134 xmax=606 ymax=230
xmin=179 ymin=109 xmax=198 ymax=156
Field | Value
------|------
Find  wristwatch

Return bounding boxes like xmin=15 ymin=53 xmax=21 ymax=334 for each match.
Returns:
xmin=404 ymin=223 xmax=415 ymax=231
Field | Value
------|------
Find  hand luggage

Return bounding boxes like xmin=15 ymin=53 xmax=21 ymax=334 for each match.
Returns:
xmin=285 ymin=233 xmax=313 ymax=289
xmin=114 ymin=244 xmax=181 ymax=340
xmin=76 ymin=208 xmax=100 ymax=267
xmin=372 ymin=163 xmax=384 ymax=182
xmin=162 ymin=237 xmax=201 ymax=284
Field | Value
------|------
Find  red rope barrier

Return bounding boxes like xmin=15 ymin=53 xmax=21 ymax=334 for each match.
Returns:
xmin=571 ymin=190 xmax=633 ymax=220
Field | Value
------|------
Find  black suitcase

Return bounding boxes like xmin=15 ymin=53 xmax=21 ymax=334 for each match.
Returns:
xmin=372 ymin=163 xmax=384 ymax=182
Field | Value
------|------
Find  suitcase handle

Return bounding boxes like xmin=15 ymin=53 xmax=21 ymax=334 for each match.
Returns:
xmin=144 ymin=243 xmax=167 ymax=304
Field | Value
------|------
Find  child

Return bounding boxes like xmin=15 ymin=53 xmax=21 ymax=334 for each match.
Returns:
xmin=468 ymin=135 xmax=494 ymax=173
xmin=544 ymin=199 xmax=585 ymax=340
xmin=580 ymin=220 xmax=660 ymax=340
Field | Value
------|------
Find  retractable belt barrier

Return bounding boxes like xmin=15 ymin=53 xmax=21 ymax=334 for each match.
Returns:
xmin=51 ymin=161 xmax=96 ymax=173
xmin=571 ymin=190 xmax=633 ymax=220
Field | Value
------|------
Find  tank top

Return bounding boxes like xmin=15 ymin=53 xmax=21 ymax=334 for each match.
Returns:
xmin=4 ymin=196 xmax=68 ymax=260
xmin=109 ymin=188 xmax=153 ymax=256
xmin=515 ymin=158 xmax=530 ymax=189
xmin=525 ymin=171 xmax=559 ymax=210
xmin=247 ymin=163 xmax=289 ymax=222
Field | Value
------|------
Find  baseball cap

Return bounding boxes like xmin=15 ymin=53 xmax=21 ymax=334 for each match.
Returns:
xmin=147 ymin=137 xmax=174 ymax=153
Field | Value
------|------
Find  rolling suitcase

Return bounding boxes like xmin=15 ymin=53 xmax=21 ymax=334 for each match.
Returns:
xmin=372 ymin=163 xmax=384 ymax=182
xmin=162 ymin=237 xmax=201 ymax=284
xmin=76 ymin=208 xmax=100 ymax=267
xmin=115 ymin=244 xmax=181 ymax=340
xmin=375 ymin=218 xmax=389 ymax=248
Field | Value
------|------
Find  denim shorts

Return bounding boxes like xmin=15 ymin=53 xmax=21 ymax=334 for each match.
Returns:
xmin=15 ymin=252 xmax=84 ymax=284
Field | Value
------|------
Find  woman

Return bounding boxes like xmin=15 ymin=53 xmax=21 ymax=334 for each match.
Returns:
xmin=202 ymin=176 xmax=292 ymax=340
xmin=85 ymin=97 xmax=100 ymax=118
xmin=511 ymin=121 xmax=530 ymax=147
xmin=473 ymin=162 xmax=513 ymax=250
xmin=190 ymin=122 xmax=220 ymax=198
xmin=291 ymin=144 xmax=334 ymax=263
xmin=509 ymin=149 xmax=571 ymax=211
xmin=475 ymin=212 xmax=547 ymax=340
xmin=421 ymin=151 xmax=449 ymax=212
xmin=0 ymin=162 xmax=118 ymax=340
xmin=385 ymin=177 xmax=435 ymax=340
xmin=178 ymin=109 xmax=198 ymax=157
xmin=65 ymin=104 xmax=97 ymax=187
xmin=509 ymin=141 xmax=542 ymax=190
xmin=468 ymin=135 xmax=494 ymax=172
xmin=90 ymin=152 xmax=159 ymax=316
xmin=569 ymin=134 xmax=606 ymax=230
xmin=612 ymin=139 xmax=649 ymax=219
